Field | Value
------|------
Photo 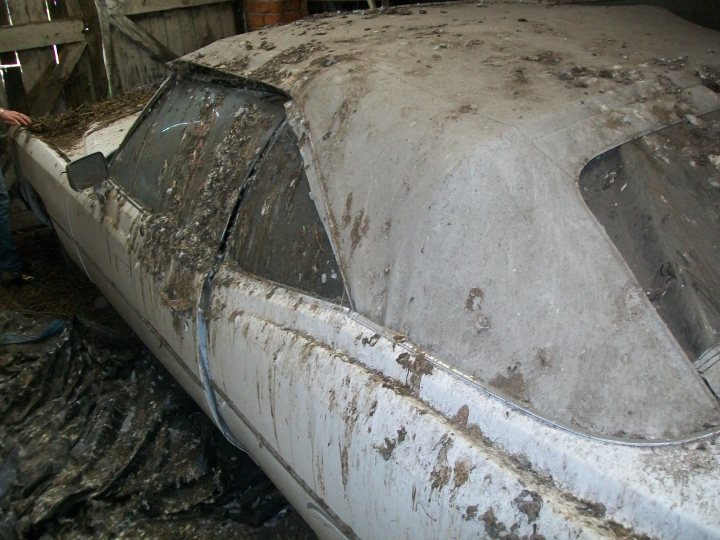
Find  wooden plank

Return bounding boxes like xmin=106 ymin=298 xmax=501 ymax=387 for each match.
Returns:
xmin=220 ymin=3 xmax=237 ymax=38
xmin=26 ymin=42 xmax=87 ymax=115
xmin=94 ymin=0 xmax=119 ymax=95
xmin=110 ymin=0 xmax=232 ymax=17
xmin=139 ymin=11 xmax=174 ymax=56
xmin=211 ymin=4 xmax=237 ymax=41
xmin=74 ymin=0 xmax=109 ymax=101
xmin=161 ymin=9 xmax=184 ymax=57
xmin=110 ymin=23 xmax=167 ymax=91
xmin=177 ymin=8 xmax=200 ymax=54
xmin=0 ymin=20 xmax=85 ymax=54
xmin=110 ymin=14 xmax=177 ymax=63
xmin=6 ymin=0 xmax=55 ymax=95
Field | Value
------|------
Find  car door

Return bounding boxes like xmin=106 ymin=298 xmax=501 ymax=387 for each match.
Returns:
xmin=63 ymin=72 xmax=286 ymax=389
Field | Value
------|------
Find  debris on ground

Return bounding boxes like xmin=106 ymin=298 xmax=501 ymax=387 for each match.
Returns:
xmin=0 ymin=313 xmax=313 ymax=539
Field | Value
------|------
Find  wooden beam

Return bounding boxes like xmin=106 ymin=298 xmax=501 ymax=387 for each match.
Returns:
xmin=0 ymin=20 xmax=85 ymax=54
xmin=109 ymin=0 xmax=232 ymax=17
xmin=110 ymin=14 xmax=177 ymax=63
xmin=26 ymin=42 xmax=87 ymax=116
xmin=95 ymin=0 xmax=119 ymax=95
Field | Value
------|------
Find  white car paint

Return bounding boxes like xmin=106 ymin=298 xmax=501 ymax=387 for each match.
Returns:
xmin=12 ymin=3 xmax=720 ymax=538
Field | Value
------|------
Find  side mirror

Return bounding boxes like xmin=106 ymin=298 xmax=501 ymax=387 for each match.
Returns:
xmin=66 ymin=152 xmax=109 ymax=191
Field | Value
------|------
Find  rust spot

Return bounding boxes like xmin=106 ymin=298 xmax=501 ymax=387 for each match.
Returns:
xmin=465 ymin=287 xmax=484 ymax=312
xmin=374 ymin=426 xmax=407 ymax=461
xmin=350 ymin=210 xmax=369 ymax=250
xmin=340 ymin=444 xmax=349 ymax=488
xmin=429 ymin=434 xmax=453 ymax=494
xmin=537 ymin=348 xmax=551 ymax=368
xmin=396 ymin=352 xmax=434 ymax=393
xmin=342 ymin=192 xmax=353 ymax=228
xmin=368 ymin=399 xmax=377 ymax=416
xmin=464 ymin=504 xmax=479 ymax=521
xmin=453 ymin=458 xmax=473 ymax=490
xmin=375 ymin=437 xmax=397 ymax=461
xmin=481 ymin=508 xmax=506 ymax=537
xmin=361 ymin=333 xmax=380 ymax=347
xmin=229 ymin=309 xmax=244 ymax=321
xmin=396 ymin=352 xmax=411 ymax=368
xmin=514 ymin=490 xmax=543 ymax=523
xmin=563 ymin=495 xmax=607 ymax=518
xmin=489 ymin=372 xmax=527 ymax=401
xmin=392 ymin=333 xmax=407 ymax=343
xmin=466 ymin=288 xmax=491 ymax=333
xmin=454 ymin=404 xmax=470 ymax=428
xmin=473 ymin=312 xmax=492 ymax=333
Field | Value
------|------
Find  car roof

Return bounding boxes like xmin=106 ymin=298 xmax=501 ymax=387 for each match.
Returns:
xmin=188 ymin=1 xmax=720 ymax=439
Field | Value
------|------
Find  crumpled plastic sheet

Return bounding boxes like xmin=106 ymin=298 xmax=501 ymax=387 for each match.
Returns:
xmin=0 ymin=311 xmax=314 ymax=539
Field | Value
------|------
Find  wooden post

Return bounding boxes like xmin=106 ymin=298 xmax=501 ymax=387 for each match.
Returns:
xmin=5 ymin=0 xmax=56 ymax=115
xmin=67 ymin=0 xmax=110 ymax=103
xmin=94 ymin=0 xmax=119 ymax=95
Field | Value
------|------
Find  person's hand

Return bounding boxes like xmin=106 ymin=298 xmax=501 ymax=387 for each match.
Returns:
xmin=0 ymin=108 xmax=31 ymax=126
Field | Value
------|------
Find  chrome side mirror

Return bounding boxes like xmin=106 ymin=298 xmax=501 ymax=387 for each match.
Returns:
xmin=66 ymin=152 xmax=109 ymax=191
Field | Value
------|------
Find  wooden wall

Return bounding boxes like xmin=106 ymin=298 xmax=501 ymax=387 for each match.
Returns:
xmin=0 ymin=0 xmax=240 ymax=116
xmin=101 ymin=0 xmax=238 ymax=94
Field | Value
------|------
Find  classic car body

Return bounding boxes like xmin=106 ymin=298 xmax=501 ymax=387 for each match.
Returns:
xmin=12 ymin=2 xmax=720 ymax=538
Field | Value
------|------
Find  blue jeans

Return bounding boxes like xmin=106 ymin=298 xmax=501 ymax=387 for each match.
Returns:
xmin=0 ymin=169 xmax=22 ymax=273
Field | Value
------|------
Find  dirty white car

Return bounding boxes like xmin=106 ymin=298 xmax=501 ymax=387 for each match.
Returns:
xmin=13 ymin=2 xmax=720 ymax=538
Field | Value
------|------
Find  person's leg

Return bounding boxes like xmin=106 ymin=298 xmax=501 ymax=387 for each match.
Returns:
xmin=0 ymin=168 xmax=22 ymax=277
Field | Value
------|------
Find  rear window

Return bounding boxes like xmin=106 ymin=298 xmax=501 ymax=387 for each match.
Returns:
xmin=579 ymin=111 xmax=720 ymax=376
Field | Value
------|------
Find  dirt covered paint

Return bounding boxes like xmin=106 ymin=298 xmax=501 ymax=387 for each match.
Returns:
xmin=113 ymin=73 xmax=285 ymax=316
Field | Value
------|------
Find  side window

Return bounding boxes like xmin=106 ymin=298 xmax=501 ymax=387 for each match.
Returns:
xmin=226 ymin=122 xmax=346 ymax=303
xmin=109 ymin=77 xmax=285 ymax=214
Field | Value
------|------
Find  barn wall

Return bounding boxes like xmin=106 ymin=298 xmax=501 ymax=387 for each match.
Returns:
xmin=104 ymin=1 xmax=239 ymax=93
xmin=0 ymin=0 xmax=243 ymax=114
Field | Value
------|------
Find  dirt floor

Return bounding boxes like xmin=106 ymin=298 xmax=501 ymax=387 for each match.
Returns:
xmin=0 ymin=202 xmax=316 ymax=540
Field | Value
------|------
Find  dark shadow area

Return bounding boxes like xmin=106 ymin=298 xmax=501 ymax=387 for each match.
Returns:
xmin=583 ymin=0 xmax=720 ymax=31
xmin=0 ymin=207 xmax=316 ymax=540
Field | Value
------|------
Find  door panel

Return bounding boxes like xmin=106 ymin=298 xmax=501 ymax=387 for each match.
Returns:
xmin=63 ymin=73 xmax=286 ymax=373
